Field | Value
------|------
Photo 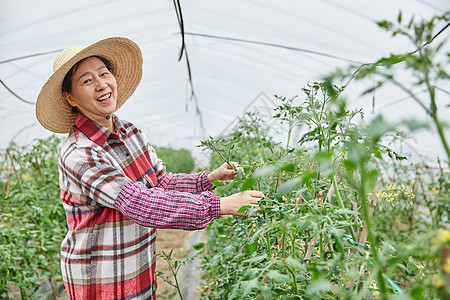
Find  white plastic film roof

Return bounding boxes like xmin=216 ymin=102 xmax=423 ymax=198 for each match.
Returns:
xmin=0 ymin=0 xmax=449 ymax=162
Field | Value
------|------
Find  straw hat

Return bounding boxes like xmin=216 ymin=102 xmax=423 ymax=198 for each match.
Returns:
xmin=36 ymin=37 xmax=143 ymax=133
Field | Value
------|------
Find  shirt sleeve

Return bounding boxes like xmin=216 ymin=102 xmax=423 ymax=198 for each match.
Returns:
xmin=60 ymin=145 xmax=221 ymax=230
xmin=157 ymin=171 xmax=214 ymax=194
xmin=115 ymin=181 xmax=221 ymax=230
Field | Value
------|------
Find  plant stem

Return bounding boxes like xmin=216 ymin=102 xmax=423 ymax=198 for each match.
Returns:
xmin=285 ymin=124 xmax=292 ymax=152
xmin=265 ymin=231 xmax=272 ymax=259
xmin=420 ymin=47 xmax=450 ymax=167
xmin=162 ymin=251 xmax=184 ymax=300
xmin=359 ymin=170 xmax=388 ymax=298
xmin=289 ymin=232 xmax=296 ymax=259
xmin=331 ymin=175 xmax=356 ymax=240
xmin=319 ymin=227 xmax=324 ymax=261
xmin=286 ymin=266 xmax=299 ymax=294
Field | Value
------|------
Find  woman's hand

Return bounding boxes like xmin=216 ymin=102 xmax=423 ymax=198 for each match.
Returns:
xmin=220 ymin=190 xmax=264 ymax=216
xmin=207 ymin=162 xmax=242 ymax=184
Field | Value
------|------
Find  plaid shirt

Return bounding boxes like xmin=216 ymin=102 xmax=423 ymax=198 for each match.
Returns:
xmin=58 ymin=113 xmax=220 ymax=300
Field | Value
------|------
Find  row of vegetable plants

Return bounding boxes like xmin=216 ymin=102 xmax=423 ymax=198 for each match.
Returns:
xmin=0 ymin=137 xmax=197 ymax=299
xmin=195 ymin=13 xmax=450 ymax=299
xmin=0 ymin=136 xmax=66 ymax=299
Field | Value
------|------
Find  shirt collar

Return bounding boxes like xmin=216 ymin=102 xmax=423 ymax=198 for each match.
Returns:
xmin=74 ymin=113 xmax=123 ymax=147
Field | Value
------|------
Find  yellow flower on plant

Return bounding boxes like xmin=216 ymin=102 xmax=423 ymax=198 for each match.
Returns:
xmin=373 ymin=290 xmax=380 ymax=299
xmin=387 ymin=183 xmax=396 ymax=190
xmin=432 ymin=274 xmax=443 ymax=288
xmin=23 ymin=174 xmax=33 ymax=181
xmin=417 ymin=264 xmax=425 ymax=270
xmin=443 ymin=257 xmax=450 ymax=274
xmin=432 ymin=229 xmax=450 ymax=245
xmin=431 ymin=187 xmax=439 ymax=195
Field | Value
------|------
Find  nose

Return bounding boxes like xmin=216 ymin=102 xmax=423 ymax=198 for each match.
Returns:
xmin=96 ymin=77 xmax=108 ymax=90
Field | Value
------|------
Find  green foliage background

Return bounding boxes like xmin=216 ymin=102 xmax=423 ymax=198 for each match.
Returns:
xmin=154 ymin=146 xmax=195 ymax=174
xmin=0 ymin=136 xmax=66 ymax=299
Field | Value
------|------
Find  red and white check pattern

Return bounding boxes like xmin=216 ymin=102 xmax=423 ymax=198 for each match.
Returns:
xmin=58 ymin=113 xmax=220 ymax=299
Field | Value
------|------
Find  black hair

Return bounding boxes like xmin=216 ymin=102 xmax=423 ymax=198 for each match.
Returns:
xmin=62 ymin=56 xmax=113 ymax=93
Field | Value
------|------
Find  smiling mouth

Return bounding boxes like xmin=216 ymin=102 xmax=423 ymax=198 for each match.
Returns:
xmin=97 ymin=93 xmax=111 ymax=102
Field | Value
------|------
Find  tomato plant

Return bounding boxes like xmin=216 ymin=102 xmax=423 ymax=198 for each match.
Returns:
xmin=0 ymin=136 xmax=67 ymax=299
xmin=197 ymin=13 xmax=450 ymax=300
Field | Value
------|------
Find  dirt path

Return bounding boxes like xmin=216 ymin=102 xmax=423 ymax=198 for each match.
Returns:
xmin=155 ymin=229 xmax=191 ymax=299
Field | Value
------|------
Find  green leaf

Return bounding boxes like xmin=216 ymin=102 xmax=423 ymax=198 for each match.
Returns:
xmin=376 ymin=20 xmax=392 ymax=30
xmin=193 ymin=243 xmax=205 ymax=250
xmin=355 ymin=64 xmax=377 ymax=79
xmin=277 ymin=177 xmax=302 ymax=196
xmin=305 ymin=279 xmax=331 ymax=297
xmin=285 ymin=256 xmax=306 ymax=271
xmin=253 ymin=165 xmax=278 ymax=178
xmin=364 ymin=169 xmax=379 ymax=194
xmin=302 ymin=169 xmax=317 ymax=186
xmin=402 ymin=118 xmax=430 ymax=132
xmin=243 ymin=254 xmax=268 ymax=264
xmin=242 ymin=278 xmax=260 ymax=297
xmin=411 ymin=285 xmax=425 ymax=300
xmin=373 ymin=147 xmax=382 ymax=159
xmin=241 ymin=177 xmax=256 ymax=191
xmin=330 ymin=229 xmax=345 ymax=254
xmin=266 ymin=270 xmax=290 ymax=283
xmin=366 ymin=115 xmax=392 ymax=139
xmin=237 ymin=205 xmax=250 ymax=214
xmin=280 ymin=163 xmax=295 ymax=173
xmin=246 ymin=241 xmax=258 ymax=255
xmin=261 ymin=286 xmax=272 ymax=300
xmin=342 ymin=159 xmax=357 ymax=172
xmin=243 ymin=268 xmax=261 ymax=280
xmin=376 ymin=54 xmax=407 ymax=67
xmin=361 ymin=81 xmax=384 ymax=95
xmin=212 ymin=179 xmax=222 ymax=187
xmin=314 ymin=151 xmax=333 ymax=177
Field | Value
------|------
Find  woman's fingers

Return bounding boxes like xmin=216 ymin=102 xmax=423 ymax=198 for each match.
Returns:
xmin=249 ymin=191 xmax=264 ymax=198
xmin=220 ymin=190 xmax=265 ymax=216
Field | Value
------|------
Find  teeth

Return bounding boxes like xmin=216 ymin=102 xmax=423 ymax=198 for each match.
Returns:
xmin=97 ymin=93 xmax=111 ymax=101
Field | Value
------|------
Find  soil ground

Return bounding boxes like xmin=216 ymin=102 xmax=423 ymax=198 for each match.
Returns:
xmin=155 ymin=229 xmax=191 ymax=299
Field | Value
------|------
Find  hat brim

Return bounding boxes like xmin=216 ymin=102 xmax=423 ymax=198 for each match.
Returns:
xmin=36 ymin=37 xmax=143 ymax=133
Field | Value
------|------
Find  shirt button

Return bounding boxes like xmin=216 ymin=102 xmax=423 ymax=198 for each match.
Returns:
xmin=126 ymin=152 xmax=130 ymax=157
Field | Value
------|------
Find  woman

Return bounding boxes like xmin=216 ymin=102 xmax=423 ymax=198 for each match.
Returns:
xmin=36 ymin=37 xmax=264 ymax=300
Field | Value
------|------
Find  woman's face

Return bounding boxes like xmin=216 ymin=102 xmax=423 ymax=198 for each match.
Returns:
xmin=63 ymin=56 xmax=118 ymax=124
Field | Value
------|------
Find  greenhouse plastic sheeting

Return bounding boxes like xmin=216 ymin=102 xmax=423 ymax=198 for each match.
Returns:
xmin=0 ymin=0 xmax=449 ymax=163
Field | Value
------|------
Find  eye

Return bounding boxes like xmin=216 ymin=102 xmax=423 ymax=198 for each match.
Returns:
xmin=82 ymin=78 xmax=92 ymax=85
xmin=101 ymin=71 xmax=110 ymax=77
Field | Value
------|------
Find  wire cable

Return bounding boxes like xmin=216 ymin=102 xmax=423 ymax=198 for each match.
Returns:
xmin=0 ymin=49 xmax=62 ymax=64
xmin=172 ymin=0 xmax=205 ymax=135
xmin=0 ymin=78 xmax=35 ymax=105
xmin=181 ymin=32 xmax=365 ymax=64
